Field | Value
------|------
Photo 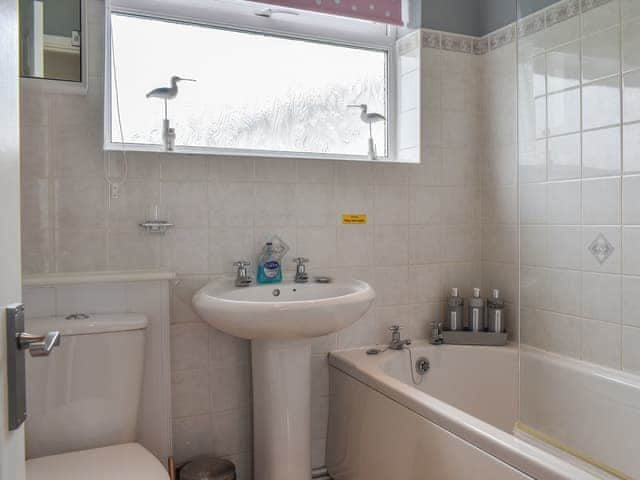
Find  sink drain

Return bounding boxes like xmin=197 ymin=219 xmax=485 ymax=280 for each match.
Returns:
xmin=272 ymin=289 xmax=281 ymax=297
xmin=415 ymin=357 xmax=430 ymax=375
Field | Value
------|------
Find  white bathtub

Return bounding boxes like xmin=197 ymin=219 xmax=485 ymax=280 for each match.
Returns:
xmin=327 ymin=341 xmax=640 ymax=480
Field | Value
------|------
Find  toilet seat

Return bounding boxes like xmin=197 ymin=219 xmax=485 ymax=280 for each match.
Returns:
xmin=26 ymin=443 xmax=169 ymax=480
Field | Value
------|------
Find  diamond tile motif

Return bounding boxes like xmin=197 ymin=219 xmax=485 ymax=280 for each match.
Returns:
xmin=588 ymin=233 xmax=615 ymax=264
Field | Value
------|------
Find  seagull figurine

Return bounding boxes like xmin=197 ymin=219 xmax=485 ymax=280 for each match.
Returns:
xmin=145 ymin=76 xmax=195 ymax=152
xmin=146 ymin=76 xmax=196 ymax=119
xmin=349 ymin=104 xmax=386 ymax=160
xmin=146 ymin=76 xmax=196 ymax=101
xmin=348 ymin=104 xmax=386 ymax=138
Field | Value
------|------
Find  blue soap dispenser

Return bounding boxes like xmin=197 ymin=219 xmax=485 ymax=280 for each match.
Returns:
xmin=257 ymin=236 xmax=289 ymax=284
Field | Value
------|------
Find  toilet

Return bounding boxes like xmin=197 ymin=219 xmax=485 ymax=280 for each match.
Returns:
xmin=24 ymin=313 xmax=169 ymax=479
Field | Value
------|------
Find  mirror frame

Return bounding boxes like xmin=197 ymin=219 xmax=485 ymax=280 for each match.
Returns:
xmin=20 ymin=0 xmax=88 ymax=95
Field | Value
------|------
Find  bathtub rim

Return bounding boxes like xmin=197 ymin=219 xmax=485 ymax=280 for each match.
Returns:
xmin=328 ymin=341 xmax=601 ymax=480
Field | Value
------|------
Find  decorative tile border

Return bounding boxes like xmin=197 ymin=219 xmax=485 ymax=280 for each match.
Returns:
xmin=489 ymin=25 xmax=516 ymax=51
xmin=441 ymin=33 xmax=474 ymax=54
xmin=546 ymin=0 xmax=580 ymax=26
xmin=517 ymin=10 xmax=545 ymax=38
xmin=416 ymin=0 xmax=617 ymax=56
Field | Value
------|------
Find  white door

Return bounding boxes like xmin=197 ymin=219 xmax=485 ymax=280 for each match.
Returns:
xmin=0 ymin=0 xmax=27 ymax=479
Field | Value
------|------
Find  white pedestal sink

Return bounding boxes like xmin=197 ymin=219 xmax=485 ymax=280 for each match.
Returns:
xmin=193 ymin=278 xmax=375 ymax=480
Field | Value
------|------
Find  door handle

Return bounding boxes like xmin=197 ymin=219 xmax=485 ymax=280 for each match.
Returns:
xmin=17 ymin=331 xmax=61 ymax=357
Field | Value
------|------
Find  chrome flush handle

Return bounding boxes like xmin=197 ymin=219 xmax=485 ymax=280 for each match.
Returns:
xmin=17 ymin=331 xmax=61 ymax=357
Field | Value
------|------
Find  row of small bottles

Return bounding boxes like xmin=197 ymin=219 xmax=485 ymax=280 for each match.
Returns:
xmin=445 ymin=287 xmax=505 ymax=333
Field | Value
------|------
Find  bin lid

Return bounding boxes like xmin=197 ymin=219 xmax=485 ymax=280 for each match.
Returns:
xmin=179 ymin=457 xmax=235 ymax=480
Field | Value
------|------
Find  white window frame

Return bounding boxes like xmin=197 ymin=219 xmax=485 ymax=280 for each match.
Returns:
xmin=104 ymin=0 xmax=398 ymax=161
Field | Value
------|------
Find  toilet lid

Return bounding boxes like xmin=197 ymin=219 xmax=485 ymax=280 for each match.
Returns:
xmin=26 ymin=443 xmax=169 ymax=480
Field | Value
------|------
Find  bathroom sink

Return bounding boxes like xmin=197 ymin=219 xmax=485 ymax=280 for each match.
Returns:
xmin=192 ymin=278 xmax=375 ymax=340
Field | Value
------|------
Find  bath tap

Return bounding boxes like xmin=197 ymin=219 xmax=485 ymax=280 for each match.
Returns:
xmin=388 ymin=325 xmax=411 ymax=350
xmin=430 ymin=321 xmax=444 ymax=345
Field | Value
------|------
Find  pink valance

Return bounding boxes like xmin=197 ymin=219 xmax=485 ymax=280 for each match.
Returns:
xmin=251 ymin=0 xmax=402 ymax=25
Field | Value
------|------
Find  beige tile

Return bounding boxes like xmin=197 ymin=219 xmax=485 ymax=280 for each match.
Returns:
xmin=161 ymin=181 xmax=208 ymax=228
xmin=107 ymin=230 xmax=160 ymax=270
xmin=51 ymin=123 xmax=103 ymax=177
xmin=208 ymin=227 xmax=254 ymax=274
xmin=374 ymin=225 xmax=408 ymax=266
xmin=170 ymin=276 xmax=209 ymax=325
xmin=409 ymin=225 xmax=441 ymax=264
xmin=161 ymin=154 xmax=209 ymax=181
xmin=209 ymin=327 xmax=251 ymax=367
xmin=171 ymin=323 xmax=210 ymax=372
xmin=107 ymin=180 xmax=161 ymax=230
xmin=374 ymin=185 xmax=408 ymax=225
xmin=296 ymin=183 xmax=334 ymax=226
xmin=211 ymin=408 xmax=252 ymax=456
xmin=172 ymin=369 xmax=210 ymax=418
xmin=208 ymin=182 xmax=255 ymax=227
xmin=255 ymin=157 xmax=297 ymax=183
xmin=209 ymin=364 xmax=252 ymax=413
xmin=297 ymin=226 xmax=337 ymax=268
xmin=161 ymin=228 xmax=208 ymax=274
xmin=297 ymin=159 xmax=334 ymax=184
xmin=21 ymin=125 xmax=49 ymax=178
xmin=172 ymin=414 xmax=213 ymax=464
xmin=54 ymin=229 xmax=107 ymax=272
xmin=254 ymin=183 xmax=296 ymax=227
xmin=336 ymin=225 xmax=373 ymax=267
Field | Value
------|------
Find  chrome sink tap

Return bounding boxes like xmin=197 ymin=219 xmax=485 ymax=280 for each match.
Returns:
xmin=388 ymin=325 xmax=411 ymax=350
xmin=293 ymin=257 xmax=309 ymax=283
xmin=233 ymin=260 xmax=253 ymax=287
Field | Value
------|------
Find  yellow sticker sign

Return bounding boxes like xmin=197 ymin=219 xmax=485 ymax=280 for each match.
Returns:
xmin=341 ymin=214 xmax=368 ymax=224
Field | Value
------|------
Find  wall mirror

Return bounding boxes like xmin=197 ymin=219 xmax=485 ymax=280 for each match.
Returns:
xmin=19 ymin=0 xmax=85 ymax=86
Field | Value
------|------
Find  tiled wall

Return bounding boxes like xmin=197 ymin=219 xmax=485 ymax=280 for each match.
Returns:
xmin=518 ymin=0 xmax=640 ymax=373
xmin=19 ymin=4 xmax=486 ymax=475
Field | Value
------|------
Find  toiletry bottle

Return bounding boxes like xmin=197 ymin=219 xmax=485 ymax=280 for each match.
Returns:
xmin=468 ymin=288 xmax=485 ymax=332
xmin=257 ymin=242 xmax=283 ymax=284
xmin=487 ymin=289 xmax=505 ymax=333
xmin=445 ymin=287 xmax=464 ymax=331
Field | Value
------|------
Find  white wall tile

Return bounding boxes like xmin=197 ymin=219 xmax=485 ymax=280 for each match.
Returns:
xmin=582 ymin=126 xmax=621 ymax=177
xmin=623 ymin=226 xmax=640 ymax=274
xmin=582 ymin=226 xmax=621 ymax=273
xmin=548 ymin=88 xmax=581 ymax=136
xmin=548 ymin=181 xmax=581 ymax=225
xmin=582 ymin=177 xmax=621 ymax=225
xmin=623 ymin=18 xmax=640 ymax=71
xmin=582 ymin=76 xmax=621 ymax=130
xmin=581 ymin=319 xmax=621 ymax=368
xmin=582 ymin=272 xmax=622 ymax=323
xmin=622 ymin=326 xmax=640 ymax=373
xmin=623 ymin=123 xmax=640 ymax=173
xmin=582 ymin=27 xmax=620 ymax=83
xmin=547 ymin=40 xmax=580 ymax=93
xmin=548 ymin=134 xmax=581 ymax=180
xmin=622 ymin=275 xmax=640 ymax=327
xmin=582 ymin=0 xmax=620 ymax=35
xmin=623 ymin=70 xmax=640 ymax=123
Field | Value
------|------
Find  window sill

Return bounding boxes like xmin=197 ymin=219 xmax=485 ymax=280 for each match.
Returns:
xmin=103 ymin=141 xmax=409 ymax=163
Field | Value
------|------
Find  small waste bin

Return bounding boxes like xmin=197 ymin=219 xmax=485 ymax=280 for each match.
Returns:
xmin=178 ymin=457 xmax=236 ymax=480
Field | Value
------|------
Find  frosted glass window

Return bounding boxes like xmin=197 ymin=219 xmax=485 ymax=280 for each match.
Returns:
xmin=109 ymin=13 xmax=388 ymax=158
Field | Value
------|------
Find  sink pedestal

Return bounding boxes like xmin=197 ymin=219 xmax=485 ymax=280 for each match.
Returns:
xmin=252 ymin=340 xmax=312 ymax=480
